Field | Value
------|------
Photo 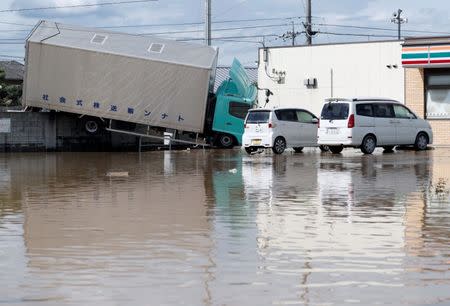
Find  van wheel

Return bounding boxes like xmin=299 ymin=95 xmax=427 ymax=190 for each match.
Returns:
xmin=272 ymin=137 xmax=286 ymax=154
xmin=319 ymin=145 xmax=329 ymax=152
xmin=329 ymin=146 xmax=343 ymax=154
xmin=217 ymin=134 xmax=234 ymax=148
xmin=244 ymin=147 xmax=257 ymax=155
xmin=414 ymin=133 xmax=428 ymax=151
xmin=293 ymin=147 xmax=304 ymax=153
xmin=361 ymin=135 xmax=377 ymax=154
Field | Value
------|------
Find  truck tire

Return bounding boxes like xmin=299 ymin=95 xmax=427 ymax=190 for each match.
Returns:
xmin=85 ymin=119 xmax=99 ymax=134
xmin=217 ymin=134 xmax=234 ymax=148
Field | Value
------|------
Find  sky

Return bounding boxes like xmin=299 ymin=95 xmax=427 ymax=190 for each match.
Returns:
xmin=0 ymin=0 xmax=450 ymax=66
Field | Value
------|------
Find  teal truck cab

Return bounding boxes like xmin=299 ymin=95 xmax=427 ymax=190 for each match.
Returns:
xmin=204 ymin=59 xmax=257 ymax=148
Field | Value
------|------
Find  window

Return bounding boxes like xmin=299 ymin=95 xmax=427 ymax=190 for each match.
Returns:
xmin=356 ymin=104 xmax=373 ymax=117
xmin=91 ymin=34 xmax=107 ymax=45
xmin=229 ymin=102 xmax=251 ymax=119
xmin=246 ymin=111 xmax=270 ymax=123
xmin=148 ymin=43 xmax=165 ymax=53
xmin=296 ymin=110 xmax=315 ymax=123
xmin=275 ymin=109 xmax=298 ymax=122
xmin=425 ymin=69 xmax=450 ymax=119
xmin=320 ymin=103 xmax=349 ymax=120
xmin=393 ymin=104 xmax=416 ymax=119
xmin=373 ymin=103 xmax=394 ymax=118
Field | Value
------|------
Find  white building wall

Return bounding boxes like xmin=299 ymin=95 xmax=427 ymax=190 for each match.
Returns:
xmin=258 ymin=41 xmax=404 ymax=116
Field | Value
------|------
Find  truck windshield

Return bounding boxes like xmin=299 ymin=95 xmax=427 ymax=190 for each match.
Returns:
xmin=321 ymin=103 xmax=349 ymax=120
xmin=246 ymin=111 xmax=270 ymax=123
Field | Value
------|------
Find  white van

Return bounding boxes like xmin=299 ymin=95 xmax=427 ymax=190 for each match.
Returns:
xmin=242 ymin=108 xmax=325 ymax=154
xmin=317 ymin=98 xmax=433 ymax=154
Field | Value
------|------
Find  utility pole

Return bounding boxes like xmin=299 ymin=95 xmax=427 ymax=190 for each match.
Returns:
xmin=280 ymin=21 xmax=302 ymax=46
xmin=391 ymin=9 xmax=407 ymax=40
xmin=306 ymin=0 xmax=312 ymax=45
xmin=205 ymin=0 xmax=211 ymax=46
xmin=291 ymin=21 xmax=296 ymax=46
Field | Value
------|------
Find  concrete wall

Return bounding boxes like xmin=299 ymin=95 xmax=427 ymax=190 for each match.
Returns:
xmin=258 ymin=41 xmax=404 ymax=116
xmin=0 ymin=112 xmax=55 ymax=151
xmin=0 ymin=112 xmax=162 ymax=152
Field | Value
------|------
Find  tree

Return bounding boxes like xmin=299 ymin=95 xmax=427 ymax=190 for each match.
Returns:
xmin=0 ymin=68 xmax=22 ymax=107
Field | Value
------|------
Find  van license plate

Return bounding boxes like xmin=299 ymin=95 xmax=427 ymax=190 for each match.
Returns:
xmin=327 ymin=128 xmax=338 ymax=135
xmin=251 ymin=139 xmax=262 ymax=145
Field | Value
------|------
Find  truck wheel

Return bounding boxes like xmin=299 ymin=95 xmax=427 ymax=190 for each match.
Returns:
xmin=329 ymin=146 xmax=343 ymax=154
xmin=85 ymin=119 xmax=99 ymax=134
xmin=272 ymin=137 xmax=286 ymax=154
xmin=293 ymin=147 xmax=304 ymax=153
xmin=360 ymin=134 xmax=377 ymax=154
xmin=217 ymin=134 xmax=234 ymax=148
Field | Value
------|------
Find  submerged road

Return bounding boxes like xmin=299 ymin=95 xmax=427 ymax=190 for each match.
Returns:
xmin=0 ymin=148 xmax=449 ymax=305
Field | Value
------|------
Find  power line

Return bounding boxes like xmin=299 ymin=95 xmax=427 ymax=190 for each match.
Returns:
xmin=214 ymin=0 xmax=250 ymax=18
xmin=0 ymin=21 xmax=34 ymax=27
xmin=141 ymin=23 xmax=292 ymax=35
xmin=100 ymin=16 xmax=304 ymax=28
xmin=320 ymin=31 xmax=398 ymax=38
xmin=0 ymin=54 xmax=23 ymax=59
xmin=0 ymin=0 xmax=157 ymax=13
xmin=313 ymin=22 xmax=450 ymax=36
xmin=177 ymin=34 xmax=280 ymax=42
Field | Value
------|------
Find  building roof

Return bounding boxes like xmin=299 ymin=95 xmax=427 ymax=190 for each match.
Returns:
xmin=27 ymin=20 xmax=218 ymax=70
xmin=0 ymin=60 xmax=24 ymax=81
xmin=214 ymin=66 xmax=257 ymax=92
xmin=260 ymin=39 xmax=402 ymax=51
xmin=403 ymin=36 xmax=450 ymax=46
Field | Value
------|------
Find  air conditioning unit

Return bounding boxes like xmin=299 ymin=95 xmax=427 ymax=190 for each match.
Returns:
xmin=304 ymin=77 xmax=317 ymax=88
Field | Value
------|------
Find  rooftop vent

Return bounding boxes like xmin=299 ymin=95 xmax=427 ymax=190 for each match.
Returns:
xmin=91 ymin=34 xmax=107 ymax=45
xmin=148 ymin=43 xmax=165 ymax=53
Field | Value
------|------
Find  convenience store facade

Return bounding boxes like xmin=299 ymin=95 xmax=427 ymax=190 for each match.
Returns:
xmin=403 ymin=37 xmax=450 ymax=146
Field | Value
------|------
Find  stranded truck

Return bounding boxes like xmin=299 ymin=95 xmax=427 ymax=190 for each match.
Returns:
xmin=23 ymin=21 xmax=257 ymax=147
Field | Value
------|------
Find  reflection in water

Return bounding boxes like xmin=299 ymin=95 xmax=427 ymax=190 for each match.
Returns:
xmin=0 ymin=149 xmax=449 ymax=305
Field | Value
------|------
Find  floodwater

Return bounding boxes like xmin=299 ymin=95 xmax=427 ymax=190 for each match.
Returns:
xmin=0 ymin=148 xmax=449 ymax=306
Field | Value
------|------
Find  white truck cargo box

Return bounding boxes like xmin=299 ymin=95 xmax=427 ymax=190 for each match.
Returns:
xmin=24 ymin=21 xmax=218 ymax=133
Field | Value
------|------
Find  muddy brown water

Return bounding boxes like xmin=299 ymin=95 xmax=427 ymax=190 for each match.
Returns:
xmin=0 ymin=148 xmax=449 ymax=305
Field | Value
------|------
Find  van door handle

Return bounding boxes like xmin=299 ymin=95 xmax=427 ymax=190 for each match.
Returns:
xmin=226 ymin=122 xmax=232 ymax=126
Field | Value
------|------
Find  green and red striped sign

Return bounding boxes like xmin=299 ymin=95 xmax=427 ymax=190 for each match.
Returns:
xmin=402 ymin=45 xmax=450 ymax=67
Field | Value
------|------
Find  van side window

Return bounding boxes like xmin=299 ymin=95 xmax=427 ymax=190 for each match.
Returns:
xmin=275 ymin=109 xmax=298 ymax=122
xmin=356 ymin=104 xmax=373 ymax=117
xmin=296 ymin=110 xmax=315 ymax=123
xmin=393 ymin=104 xmax=416 ymax=119
xmin=373 ymin=103 xmax=394 ymax=118
xmin=229 ymin=102 xmax=251 ymax=119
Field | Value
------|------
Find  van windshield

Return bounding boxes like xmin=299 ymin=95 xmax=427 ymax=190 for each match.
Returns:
xmin=321 ymin=103 xmax=349 ymax=120
xmin=246 ymin=111 xmax=270 ymax=123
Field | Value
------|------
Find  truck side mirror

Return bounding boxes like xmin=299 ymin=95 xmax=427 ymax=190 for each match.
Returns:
xmin=311 ymin=118 xmax=319 ymax=124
